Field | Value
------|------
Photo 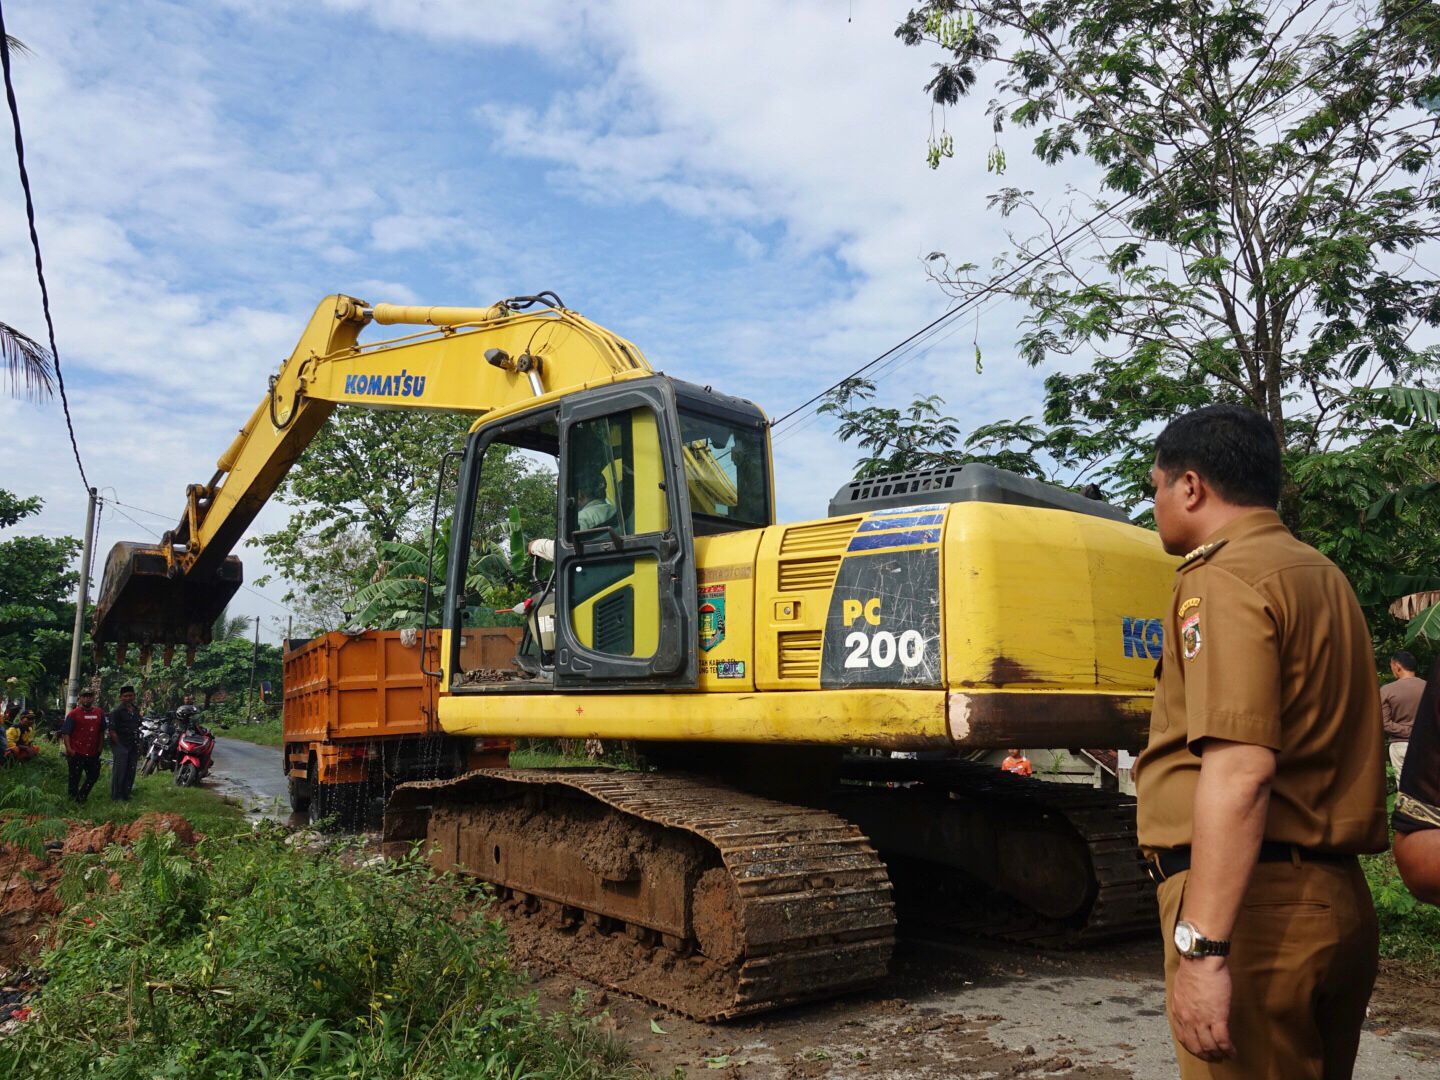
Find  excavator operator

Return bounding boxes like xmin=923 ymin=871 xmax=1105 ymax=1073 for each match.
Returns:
xmin=526 ymin=468 xmax=616 ymax=565
xmin=573 ymin=468 xmax=617 ymax=532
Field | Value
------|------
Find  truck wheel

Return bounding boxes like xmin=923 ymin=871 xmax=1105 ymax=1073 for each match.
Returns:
xmin=288 ymin=775 xmax=311 ymax=814
xmin=308 ymin=781 xmax=355 ymax=830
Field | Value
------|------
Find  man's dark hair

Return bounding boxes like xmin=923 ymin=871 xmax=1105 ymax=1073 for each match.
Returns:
xmin=1154 ymin=405 xmax=1282 ymax=508
xmin=578 ymin=470 xmax=607 ymax=500
xmin=119 ymin=684 xmax=135 ymax=695
xmin=1392 ymin=650 xmax=1418 ymax=673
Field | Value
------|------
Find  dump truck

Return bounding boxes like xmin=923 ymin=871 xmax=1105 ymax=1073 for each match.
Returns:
xmin=282 ymin=628 xmax=520 ymax=826
xmin=93 ymin=293 xmax=1175 ymax=1019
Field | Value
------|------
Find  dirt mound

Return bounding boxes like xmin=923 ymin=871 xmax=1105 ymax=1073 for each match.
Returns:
xmin=62 ymin=812 xmax=197 ymax=854
xmin=0 ymin=814 xmax=197 ymax=965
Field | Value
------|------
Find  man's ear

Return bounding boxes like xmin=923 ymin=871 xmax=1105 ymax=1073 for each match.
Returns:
xmin=1180 ymin=469 xmax=1206 ymax=511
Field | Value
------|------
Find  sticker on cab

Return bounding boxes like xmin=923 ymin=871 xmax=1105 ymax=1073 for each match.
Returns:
xmin=699 ymin=584 xmax=726 ymax=652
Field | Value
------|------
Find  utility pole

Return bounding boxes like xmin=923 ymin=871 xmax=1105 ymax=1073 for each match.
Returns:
xmin=64 ymin=488 xmax=98 ymax=709
xmin=286 ymin=615 xmax=293 ymax=652
xmin=245 ymin=615 xmax=260 ymax=723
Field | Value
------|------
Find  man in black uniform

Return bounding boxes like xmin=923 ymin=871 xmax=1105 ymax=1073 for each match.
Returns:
xmin=108 ymin=685 xmax=142 ymax=801
xmin=1395 ymin=656 xmax=1440 ymax=904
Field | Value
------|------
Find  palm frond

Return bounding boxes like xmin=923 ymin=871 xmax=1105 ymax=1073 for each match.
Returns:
xmin=0 ymin=321 xmax=55 ymax=400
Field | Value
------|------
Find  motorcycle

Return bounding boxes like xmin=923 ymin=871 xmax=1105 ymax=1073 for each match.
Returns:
xmin=139 ymin=716 xmax=179 ymax=776
xmin=173 ymin=724 xmax=215 ymax=787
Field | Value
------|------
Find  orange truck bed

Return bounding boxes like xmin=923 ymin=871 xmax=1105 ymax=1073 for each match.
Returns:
xmin=281 ymin=628 xmax=520 ymax=823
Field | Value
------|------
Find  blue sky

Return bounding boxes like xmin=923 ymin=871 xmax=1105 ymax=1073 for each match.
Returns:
xmin=1 ymin=0 xmax=1071 ymax=638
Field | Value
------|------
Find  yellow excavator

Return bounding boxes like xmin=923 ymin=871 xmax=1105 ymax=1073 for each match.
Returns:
xmin=94 ymin=294 xmax=1175 ymax=1020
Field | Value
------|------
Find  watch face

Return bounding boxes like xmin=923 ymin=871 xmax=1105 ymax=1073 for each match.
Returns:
xmin=1173 ymin=922 xmax=1195 ymax=954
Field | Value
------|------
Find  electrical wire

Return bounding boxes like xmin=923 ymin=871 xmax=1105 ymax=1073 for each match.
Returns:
xmin=0 ymin=3 xmax=88 ymax=491
xmin=770 ymin=0 xmax=1432 ymax=434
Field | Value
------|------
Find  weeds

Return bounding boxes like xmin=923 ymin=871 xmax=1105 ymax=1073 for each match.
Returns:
xmin=1363 ymin=848 xmax=1440 ymax=968
xmin=0 ymin=824 xmax=645 ymax=1079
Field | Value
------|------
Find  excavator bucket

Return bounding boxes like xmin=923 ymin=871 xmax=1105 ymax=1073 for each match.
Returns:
xmin=92 ymin=541 xmax=243 ymax=663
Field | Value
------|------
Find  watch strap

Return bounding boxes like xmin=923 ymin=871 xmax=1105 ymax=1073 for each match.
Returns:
xmin=1175 ymin=919 xmax=1231 ymax=959
xmin=1185 ymin=935 xmax=1230 ymax=958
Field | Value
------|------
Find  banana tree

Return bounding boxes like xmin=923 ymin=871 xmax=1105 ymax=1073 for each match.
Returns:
xmin=348 ymin=510 xmax=533 ymax=630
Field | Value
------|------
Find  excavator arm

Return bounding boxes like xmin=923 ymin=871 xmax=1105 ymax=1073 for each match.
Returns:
xmin=93 ymin=293 xmax=653 ymax=662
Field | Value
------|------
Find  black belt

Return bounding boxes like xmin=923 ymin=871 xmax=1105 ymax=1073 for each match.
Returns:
xmin=1147 ymin=842 xmax=1352 ymax=883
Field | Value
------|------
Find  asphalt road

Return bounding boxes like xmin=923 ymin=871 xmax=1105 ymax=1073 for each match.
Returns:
xmin=542 ymin=933 xmax=1440 ymax=1078
xmin=207 ymin=737 xmax=290 ymax=820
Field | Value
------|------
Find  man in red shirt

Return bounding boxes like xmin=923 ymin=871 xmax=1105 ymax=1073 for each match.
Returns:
xmin=60 ymin=688 xmax=106 ymax=803
xmin=1001 ymin=748 xmax=1033 ymax=777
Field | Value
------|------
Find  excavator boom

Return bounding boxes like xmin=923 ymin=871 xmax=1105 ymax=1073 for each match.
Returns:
xmin=92 ymin=294 xmax=651 ymax=657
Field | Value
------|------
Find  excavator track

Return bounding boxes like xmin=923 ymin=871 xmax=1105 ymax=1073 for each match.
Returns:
xmin=837 ymin=756 xmax=1156 ymax=947
xmin=384 ymin=769 xmax=895 ymax=1021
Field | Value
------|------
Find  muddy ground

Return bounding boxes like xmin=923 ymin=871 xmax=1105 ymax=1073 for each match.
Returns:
xmin=520 ymin=928 xmax=1440 ymax=1079
xmin=0 ymin=813 xmax=195 ymax=968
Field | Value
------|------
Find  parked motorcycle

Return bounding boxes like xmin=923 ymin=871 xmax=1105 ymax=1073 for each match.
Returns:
xmin=139 ymin=715 xmax=179 ymax=776
xmin=173 ymin=724 xmax=214 ymax=787
xmin=135 ymin=720 xmax=167 ymax=777
xmin=171 ymin=705 xmax=214 ymax=787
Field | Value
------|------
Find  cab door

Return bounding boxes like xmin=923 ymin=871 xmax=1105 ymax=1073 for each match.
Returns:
xmin=553 ymin=379 xmax=697 ymax=687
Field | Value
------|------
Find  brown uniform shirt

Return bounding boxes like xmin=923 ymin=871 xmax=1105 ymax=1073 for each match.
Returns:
xmin=1136 ymin=510 xmax=1387 ymax=855
xmin=1380 ymin=675 xmax=1423 ymax=742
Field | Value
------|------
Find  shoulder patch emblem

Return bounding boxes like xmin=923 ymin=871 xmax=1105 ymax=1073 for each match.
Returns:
xmin=1178 ymin=596 xmax=1201 ymax=618
xmin=1181 ymin=612 xmax=1202 ymax=661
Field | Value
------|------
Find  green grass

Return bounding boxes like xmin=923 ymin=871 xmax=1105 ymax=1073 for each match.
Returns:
xmin=216 ymin=714 xmax=285 ymax=748
xmin=0 ymin=825 xmax=649 ymax=1079
xmin=5 ymin=746 xmax=246 ymax=837
xmin=1364 ymin=847 xmax=1440 ymax=970
xmin=510 ymin=738 xmax=640 ymax=771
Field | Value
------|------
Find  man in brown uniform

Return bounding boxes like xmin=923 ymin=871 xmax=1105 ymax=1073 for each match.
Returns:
xmin=1135 ymin=405 xmax=1387 ymax=1079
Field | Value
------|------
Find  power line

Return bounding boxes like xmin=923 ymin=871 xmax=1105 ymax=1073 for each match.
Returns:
xmin=771 ymin=0 xmax=1429 ymax=434
xmin=102 ymin=493 xmax=175 ymax=523
xmin=770 ymin=185 xmax=1140 ymax=430
xmin=0 ymin=3 xmax=88 ymax=490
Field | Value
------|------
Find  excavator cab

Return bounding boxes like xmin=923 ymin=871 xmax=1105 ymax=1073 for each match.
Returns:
xmin=447 ymin=375 xmax=771 ymax=692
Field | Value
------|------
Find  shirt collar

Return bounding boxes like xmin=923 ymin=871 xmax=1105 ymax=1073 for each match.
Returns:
xmin=1200 ymin=508 xmax=1285 ymax=548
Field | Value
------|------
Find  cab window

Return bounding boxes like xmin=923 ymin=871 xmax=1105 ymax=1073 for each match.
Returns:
xmin=678 ymin=409 xmax=768 ymax=532
xmin=564 ymin=407 xmax=670 ymax=539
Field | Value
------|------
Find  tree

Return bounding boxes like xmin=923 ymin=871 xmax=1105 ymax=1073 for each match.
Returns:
xmin=94 ymin=612 xmax=283 ymax=713
xmin=0 ymin=490 xmax=78 ymax=703
xmin=896 ymin=0 xmax=1440 ymax=502
xmin=251 ymin=410 xmax=470 ymax=616
xmin=887 ymin=0 xmax=1440 ymax=638
xmin=819 ymin=377 xmax=1049 ymax=479
xmin=253 ymin=407 xmax=557 ymax=633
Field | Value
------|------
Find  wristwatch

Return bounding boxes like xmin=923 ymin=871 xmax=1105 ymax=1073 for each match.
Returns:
xmin=1173 ymin=919 xmax=1230 ymax=959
